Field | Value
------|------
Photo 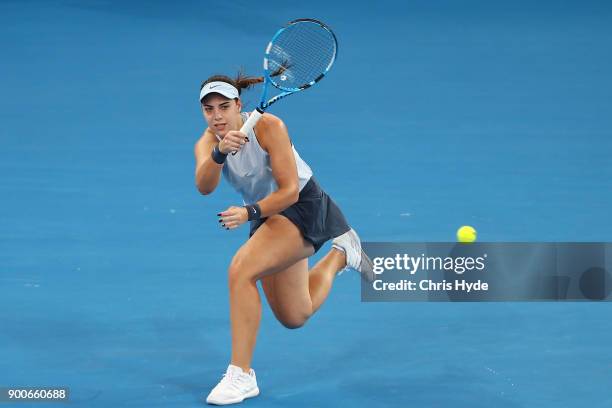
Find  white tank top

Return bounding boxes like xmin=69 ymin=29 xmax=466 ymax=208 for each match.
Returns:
xmin=215 ymin=112 xmax=313 ymax=204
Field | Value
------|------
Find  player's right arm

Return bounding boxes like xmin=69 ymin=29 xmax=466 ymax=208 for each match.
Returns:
xmin=194 ymin=129 xmax=223 ymax=195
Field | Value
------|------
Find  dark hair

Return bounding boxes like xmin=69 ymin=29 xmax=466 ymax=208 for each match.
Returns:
xmin=200 ymin=72 xmax=263 ymax=99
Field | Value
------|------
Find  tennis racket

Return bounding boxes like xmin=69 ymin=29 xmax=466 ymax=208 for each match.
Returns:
xmin=237 ymin=18 xmax=338 ymax=141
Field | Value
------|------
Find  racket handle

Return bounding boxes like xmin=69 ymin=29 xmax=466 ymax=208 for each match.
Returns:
xmin=240 ymin=108 xmax=264 ymax=134
xmin=231 ymin=108 xmax=264 ymax=156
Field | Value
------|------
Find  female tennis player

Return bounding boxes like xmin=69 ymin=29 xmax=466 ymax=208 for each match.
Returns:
xmin=195 ymin=73 xmax=373 ymax=405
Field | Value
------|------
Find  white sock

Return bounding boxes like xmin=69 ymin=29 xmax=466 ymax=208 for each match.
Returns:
xmin=332 ymin=244 xmax=346 ymax=253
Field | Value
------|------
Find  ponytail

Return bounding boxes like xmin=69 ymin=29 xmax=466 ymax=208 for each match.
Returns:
xmin=201 ymin=71 xmax=263 ymax=96
xmin=234 ymin=72 xmax=264 ymax=93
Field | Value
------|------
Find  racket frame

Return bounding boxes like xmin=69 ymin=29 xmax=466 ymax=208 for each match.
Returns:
xmin=238 ymin=18 xmax=338 ymax=141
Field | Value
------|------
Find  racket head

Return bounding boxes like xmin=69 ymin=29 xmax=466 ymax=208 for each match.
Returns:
xmin=263 ymin=19 xmax=338 ymax=93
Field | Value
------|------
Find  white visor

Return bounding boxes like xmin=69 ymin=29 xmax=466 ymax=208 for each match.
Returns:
xmin=199 ymin=81 xmax=239 ymax=102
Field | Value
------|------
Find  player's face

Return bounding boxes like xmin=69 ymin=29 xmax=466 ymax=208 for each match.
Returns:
xmin=201 ymin=94 xmax=242 ymax=137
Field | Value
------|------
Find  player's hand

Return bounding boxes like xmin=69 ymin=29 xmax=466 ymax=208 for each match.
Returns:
xmin=218 ymin=206 xmax=249 ymax=230
xmin=218 ymin=131 xmax=249 ymax=154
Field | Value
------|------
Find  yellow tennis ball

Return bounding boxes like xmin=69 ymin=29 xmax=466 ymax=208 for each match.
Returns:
xmin=457 ymin=225 xmax=477 ymax=243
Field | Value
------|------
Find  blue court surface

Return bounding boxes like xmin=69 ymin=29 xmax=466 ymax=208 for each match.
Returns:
xmin=1 ymin=1 xmax=612 ymax=407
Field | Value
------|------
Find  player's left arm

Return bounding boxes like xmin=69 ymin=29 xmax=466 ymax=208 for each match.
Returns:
xmin=254 ymin=114 xmax=300 ymax=217
xmin=218 ymin=114 xmax=299 ymax=229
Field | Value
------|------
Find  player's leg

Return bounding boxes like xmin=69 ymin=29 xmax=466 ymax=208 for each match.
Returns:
xmin=207 ymin=214 xmax=315 ymax=404
xmin=261 ymin=247 xmax=346 ymax=327
xmin=308 ymin=248 xmax=348 ymax=312
xmin=227 ymin=214 xmax=314 ymax=372
xmin=257 ymin=176 xmax=374 ymax=322
xmin=260 ymin=259 xmax=311 ymax=329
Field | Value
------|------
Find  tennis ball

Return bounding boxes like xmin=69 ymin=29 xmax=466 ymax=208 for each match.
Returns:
xmin=457 ymin=225 xmax=477 ymax=243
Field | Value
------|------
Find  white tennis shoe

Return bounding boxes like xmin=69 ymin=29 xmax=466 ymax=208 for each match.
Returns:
xmin=332 ymin=228 xmax=375 ymax=282
xmin=206 ymin=364 xmax=259 ymax=405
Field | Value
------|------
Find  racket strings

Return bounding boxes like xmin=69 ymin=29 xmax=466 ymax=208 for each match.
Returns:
xmin=267 ymin=21 xmax=336 ymax=90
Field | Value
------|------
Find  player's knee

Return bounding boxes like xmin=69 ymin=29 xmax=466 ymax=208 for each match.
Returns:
xmin=228 ymin=254 xmax=257 ymax=288
xmin=280 ymin=318 xmax=305 ymax=330
xmin=278 ymin=312 xmax=309 ymax=330
xmin=228 ymin=255 xmax=247 ymax=287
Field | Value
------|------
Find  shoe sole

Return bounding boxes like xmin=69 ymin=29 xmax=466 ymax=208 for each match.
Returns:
xmin=359 ymin=248 xmax=376 ymax=282
xmin=206 ymin=387 xmax=260 ymax=405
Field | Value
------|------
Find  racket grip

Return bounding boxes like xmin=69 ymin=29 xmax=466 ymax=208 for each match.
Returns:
xmin=239 ymin=108 xmax=264 ymax=134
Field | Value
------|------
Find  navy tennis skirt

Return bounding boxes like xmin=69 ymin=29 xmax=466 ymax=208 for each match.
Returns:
xmin=249 ymin=177 xmax=350 ymax=253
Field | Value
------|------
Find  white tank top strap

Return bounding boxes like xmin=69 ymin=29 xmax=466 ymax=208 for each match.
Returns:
xmin=217 ymin=112 xmax=313 ymax=204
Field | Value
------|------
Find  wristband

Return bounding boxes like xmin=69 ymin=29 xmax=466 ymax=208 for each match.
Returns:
xmin=244 ymin=204 xmax=262 ymax=221
xmin=211 ymin=144 xmax=227 ymax=164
